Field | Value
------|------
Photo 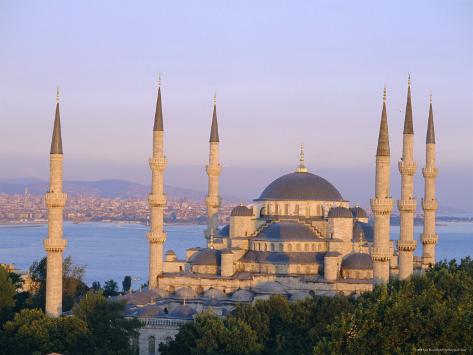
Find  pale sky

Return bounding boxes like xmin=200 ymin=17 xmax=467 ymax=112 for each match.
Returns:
xmin=1 ymin=1 xmax=472 ymax=210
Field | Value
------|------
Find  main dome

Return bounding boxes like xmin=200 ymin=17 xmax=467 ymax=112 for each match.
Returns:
xmin=256 ymin=172 xmax=343 ymax=201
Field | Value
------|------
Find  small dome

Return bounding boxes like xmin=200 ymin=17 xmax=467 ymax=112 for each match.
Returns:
xmin=328 ymin=207 xmax=353 ymax=219
xmin=254 ymin=281 xmax=287 ymax=295
xmin=169 ymin=304 xmax=196 ymax=319
xmin=230 ymin=289 xmax=254 ymax=302
xmin=341 ymin=253 xmax=373 ymax=270
xmin=175 ymin=286 xmax=197 ymax=299
xmin=189 ymin=248 xmax=221 ymax=266
xmin=257 ymin=172 xmax=343 ymax=201
xmin=254 ymin=222 xmax=317 ymax=241
xmin=231 ymin=205 xmax=253 ymax=217
xmin=290 ymin=291 xmax=311 ymax=301
xmin=135 ymin=304 xmax=161 ymax=318
xmin=350 ymin=207 xmax=368 ymax=219
xmin=165 ymin=250 xmax=176 ymax=255
xmin=204 ymin=288 xmax=226 ymax=300
xmin=353 ymin=222 xmax=374 ymax=242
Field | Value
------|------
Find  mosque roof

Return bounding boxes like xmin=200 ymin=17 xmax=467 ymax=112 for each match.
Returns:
xmin=341 ymin=253 xmax=373 ymax=270
xmin=209 ymin=101 xmax=219 ymax=142
xmin=289 ymin=291 xmax=311 ymax=301
xmin=253 ymin=281 xmax=287 ymax=294
xmin=50 ymin=96 xmax=63 ymax=154
xmin=254 ymin=222 xmax=318 ymax=241
xmin=203 ymin=288 xmax=226 ymax=300
xmin=175 ymin=286 xmax=198 ymax=299
xmin=230 ymin=289 xmax=254 ymax=302
xmin=350 ymin=206 xmax=368 ymax=219
xmin=353 ymin=221 xmax=374 ymax=243
xmin=231 ymin=205 xmax=253 ymax=216
xmin=169 ymin=304 xmax=196 ymax=319
xmin=328 ymin=207 xmax=353 ymax=218
xmin=240 ymin=251 xmax=325 ymax=264
xmin=189 ymin=248 xmax=221 ymax=266
xmin=256 ymin=172 xmax=343 ymax=201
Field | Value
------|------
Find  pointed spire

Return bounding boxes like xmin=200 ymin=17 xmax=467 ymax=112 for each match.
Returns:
xmin=50 ymin=88 xmax=63 ymax=154
xmin=376 ymin=86 xmax=390 ymax=156
xmin=209 ymin=94 xmax=219 ymax=142
xmin=295 ymin=144 xmax=308 ymax=173
xmin=403 ymin=74 xmax=414 ymax=134
xmin=426 ymin=92 xmax=436 ymax=144
xmin=153 ymin=75 xmax=164 ymax=131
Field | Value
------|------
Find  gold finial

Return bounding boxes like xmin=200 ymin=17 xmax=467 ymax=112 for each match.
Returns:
xmin=408 ymin=73 xmax=411 ymax=87
xmin=213 ymin=92 xmax=217 ymax=106
xmin=56 ymin=87 xmax=60 ymax=103
xmin=383 ymin=85 xmax=387 ymax=103
xmin=295 ymin=144 xmax=309 ymax=173
xmin=158 ymin=73 xmax=161 ymax=88
xmin=429 ymin=91 xmax=432 ymax=104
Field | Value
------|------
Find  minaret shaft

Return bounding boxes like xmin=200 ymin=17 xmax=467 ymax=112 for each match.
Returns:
xmin=147 ymin=88 xmax=167 ymax=289
xmin=370 ymin=90 xmax=393 ymax=284
xmin=397 ymin=80 xmax=417 ymax=280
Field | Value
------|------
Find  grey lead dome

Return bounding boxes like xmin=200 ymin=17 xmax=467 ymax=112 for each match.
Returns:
xmin=256 ymin=172 xmax=343 ymax=201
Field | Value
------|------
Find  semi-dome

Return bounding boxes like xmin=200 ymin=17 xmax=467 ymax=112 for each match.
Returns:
xmin=328 ymin=207 xmax=353 ymax=218
xmin=204 ymin=288 xmax=226 ymax=300
xmin=256 ymin=172 xmax=343 ymax=201
xmin=175 ymin=286 xmax=197 ymax=299
xmin=231 ymin=205 xmax=253 ymax=216
xmin=350 ymin=207 xmax=368 ymax=219
xmin=254 ymin=221 xmax=317 ymax=241
xmin=189 ymin=248 xmax=221 ymax=266
xmin=341 ymin=253 xmax=373 ymax=270
xmin=169 ymin=304 xmax=196 ymax=319
xmin=230 ymin=289 xmax=254 ymax=302
xmin=254 ymin=281 xmax=287 ymax=294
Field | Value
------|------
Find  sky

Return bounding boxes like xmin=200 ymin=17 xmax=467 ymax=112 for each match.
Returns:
xmin=1 ymin=1 xmax=472 ymax=210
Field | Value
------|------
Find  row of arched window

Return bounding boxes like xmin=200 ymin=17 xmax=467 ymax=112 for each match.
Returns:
xmin=251 ymin=241 xmax=326 ymax=253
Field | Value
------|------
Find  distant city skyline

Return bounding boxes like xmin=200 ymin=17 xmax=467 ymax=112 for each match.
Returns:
xmin=1 ymin=1 xmax=472 ymax=210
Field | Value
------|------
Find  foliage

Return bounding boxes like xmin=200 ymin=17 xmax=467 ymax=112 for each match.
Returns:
xmin=122 ymin=275 xmax=132 ymax=293
xmin=1 ymin=308 xmax=91 ymax=355
xmin=103 ymin=279 xmax=119 ymax=297
xmin=161 ymin=258 xmax=473 ymax=355
xmin=0 ymin=267 xmax=16 ymax=323
xmin=73 ymin=291 xmax=141 ymax=354
xmin=92 ymin=281 xmax=102 ymax=291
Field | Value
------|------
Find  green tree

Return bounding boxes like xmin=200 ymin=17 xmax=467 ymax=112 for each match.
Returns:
xmin=73 ymin=291 xmax=141 ymax=354
xmin=0 ymin=266 xmax=16 ymax=324
xmin=103 ymin=279 xmax=119 ymax=297
xmin=122 ymin=275 xmax=132 ymax=293
xmin=92 ymin=281 xmax=102 ymax=291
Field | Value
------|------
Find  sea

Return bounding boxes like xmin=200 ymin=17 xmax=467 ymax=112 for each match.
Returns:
xmin=0 ymin=221 xmax=472 ymax=290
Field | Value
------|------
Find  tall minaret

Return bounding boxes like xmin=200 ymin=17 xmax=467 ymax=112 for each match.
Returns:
xmin=44 ymin=89 xmax=67 ymax=317
xmin=147 ymin=78 xmax=167 ymax=289
xmin=421 ymin=94 xmax=438 ymax=267
xmin=370 ymin=87 xmax=393 ymax=284
xmin=397 ymin=76 xmax=418 ymax=280
xmin=205 ymin=95 xmax=222 ymax=247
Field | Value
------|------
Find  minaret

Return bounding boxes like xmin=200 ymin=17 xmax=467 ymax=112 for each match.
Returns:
xmin=370 ymin=87 xmax=393 ymax=284
xmin=44 ymin=89 xmax=67 ymax=317
xmin=147 ymin=77 xmax=167 ymax=289
xmin=205 ymin=95 xmax=222 ymax=247
xmin=421 ymin=94 xmax=438 ymax=267
xmin=397 ymin=75 xmax=418 ymax=280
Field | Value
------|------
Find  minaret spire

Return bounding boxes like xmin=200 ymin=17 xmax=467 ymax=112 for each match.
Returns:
xmin=397 ymin=75 xmax=418 ymax=280
xmin=421 ymin=93 xmax=438 ymax=267
xmin=44 ymin=89 xmax=68 ymax=316
xmin=147 ymin=78 xmax=167 ymax=289
xmin=371 ymin=86 xmax=393 ymax=284
xmin=205 ymin=94 xmax=222 ymax=244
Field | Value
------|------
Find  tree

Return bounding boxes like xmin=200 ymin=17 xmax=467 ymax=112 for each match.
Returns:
xmin=91 ymin=281 xmax=102 ymax=291
xmin=0 ymin=266 xmax=16 ymax=324
xmin=103 ymin=279 xmax=119 ymax=297
xmin=73 ymin=291 xmax=141 ymax=354
xmin=122 ymin=275 xmax=132 ymax=293
xmin=1 ymin=308 xmax=91 ymax=355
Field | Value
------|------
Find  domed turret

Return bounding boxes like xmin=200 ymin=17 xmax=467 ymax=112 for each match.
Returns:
xmin=328 ymin=207 xmax=353 ymax=218
xmin=231 ymin=205 xmax=253 ymax=216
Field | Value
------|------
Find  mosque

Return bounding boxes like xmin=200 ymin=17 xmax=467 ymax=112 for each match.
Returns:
xmin=42 ymin=77 xmax=438 ymax=354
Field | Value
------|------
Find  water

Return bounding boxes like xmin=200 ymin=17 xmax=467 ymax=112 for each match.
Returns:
xmin=0 ymin=222 xmax=472 ymax=289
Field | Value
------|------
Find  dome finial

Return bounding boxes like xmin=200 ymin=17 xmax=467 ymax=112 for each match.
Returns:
xmin=56 ymin=87 xmax=60 ymax=103
xmin=158 ymin=73 xmax=162 ymax=88
xmin=383 ymin=85 xmax=387 ymax=103
xmin=213 ymin=92 xmax=217 ymax=107
xmin=295 ymin=144 xmax=308 ymax=173
xmin=429 ymin=90 xmax=432 ymax=104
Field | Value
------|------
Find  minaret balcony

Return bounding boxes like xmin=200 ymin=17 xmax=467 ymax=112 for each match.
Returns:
xmin=397 ymin=199 xmax=417 ymax=212
xmin=44 ymin=192 xmax=67 ymax=208
xmin=421 ymin=233 xmax=438 ymax=245
xmin=206 ymin=165 xmax=222 ymax=176
xmin=422 ymin=167 xmax=438 ymax=178
xmin=422 ymin=198 xmax=438 ymax=211
xmin=149 ymin=157 xmax=168 ymax=171
xmin=397 ymin=239 xmax=417 ymax=252
xmin=370 ymin=198 xmax=393 ymax=215
xmin=147 ymin=231 xmax=166 ymax=243
xmin=148 ymin=194 xmax=167 ymax=207
xmin=398 ymin=161 xmax=417 ymax=175
xmin=371 ymin=247 xmax=391 ymax=261
xmin=43 ymin=238 xmax=67 ymax=252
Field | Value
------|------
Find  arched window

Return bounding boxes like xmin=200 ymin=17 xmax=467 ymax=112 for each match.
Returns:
xmin=275 ymin=204 xmax=279 ymax=215
xmin=295 ymin=204 xmax=299 ymax=215
xmin=312 ymin=244 xmax=316 ymax=251
xmin=264 ymin=243 xmax=268 ymax=251
xmin=284 ymin=204 xmax=289 ymax=215
xmin=306 ymin=206 xmax=310 ymax=217
xmin=148 ymin=336 xmax=156 ymax=355
xmin=304 ymin=243 xmax=309 ymax=251
xmin=279 ymin=243 xmax=284 ymax=252
xmin=288 ymin=244 xmax=293 ymax=252
xmin=271 ymin=243 xmax=275 ymax=251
